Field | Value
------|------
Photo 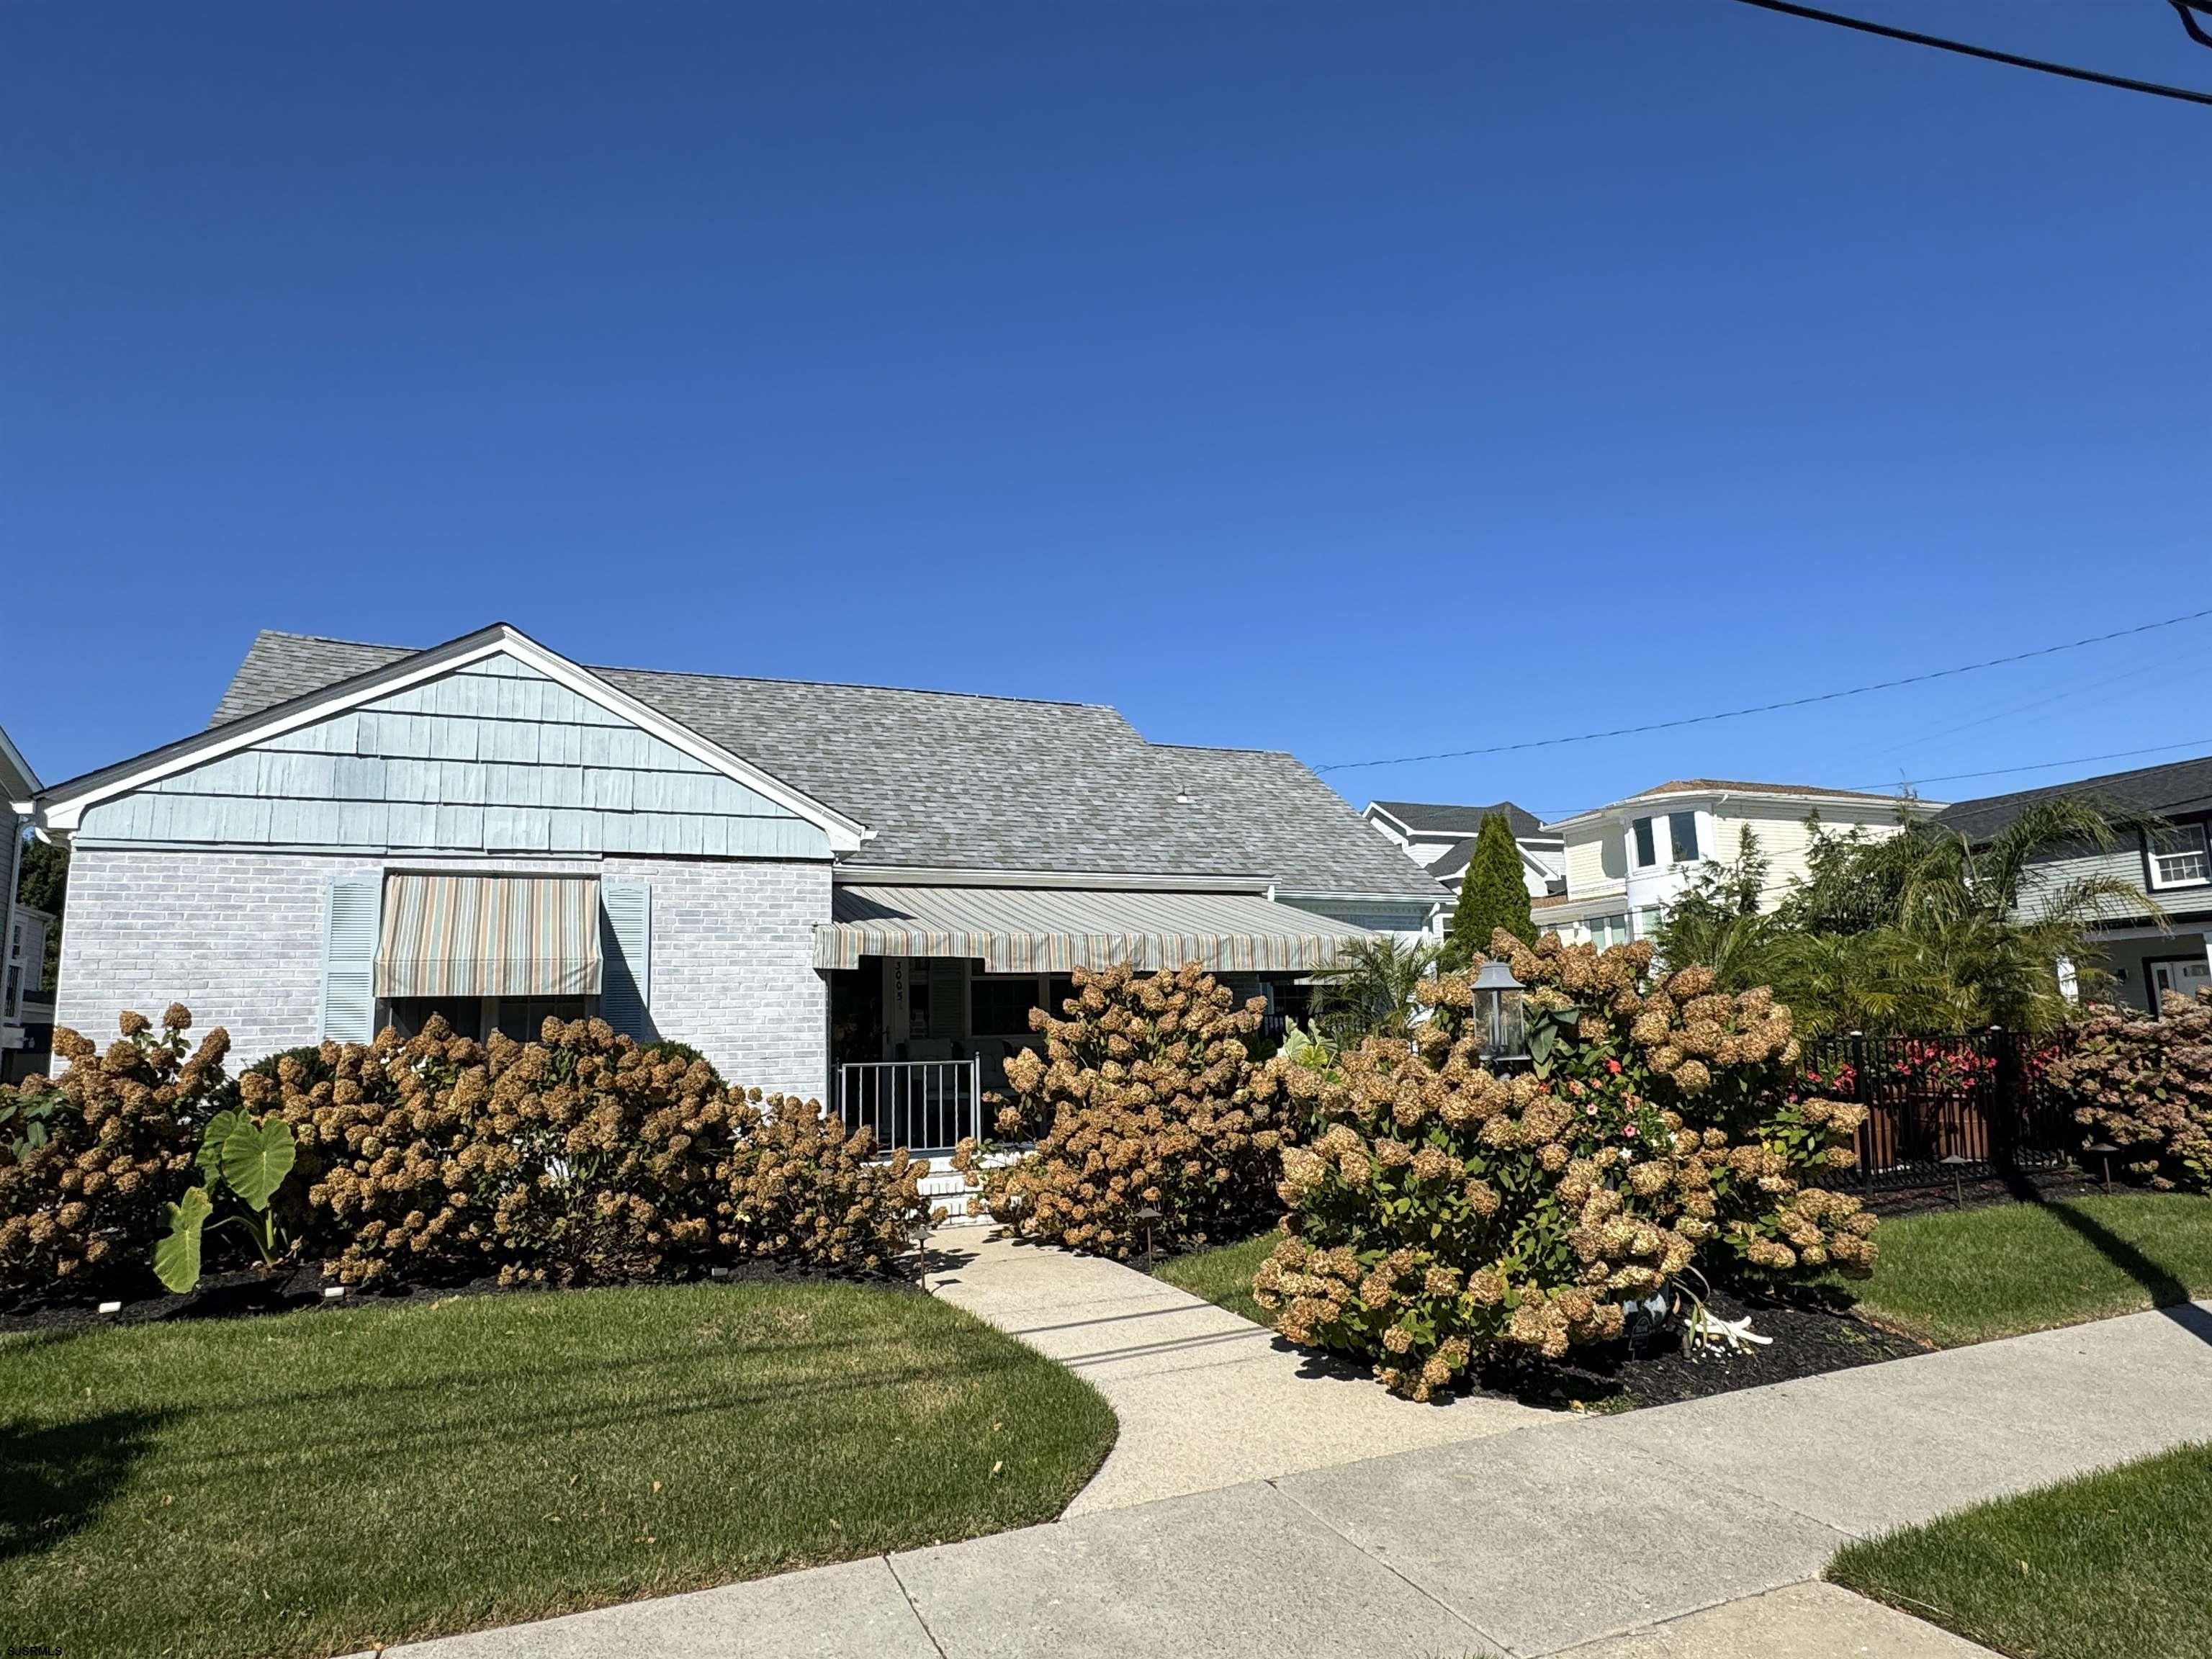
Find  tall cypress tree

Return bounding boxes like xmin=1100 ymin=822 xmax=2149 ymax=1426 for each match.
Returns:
xmin=1443 ymin=812 xmax=1535 ymax=967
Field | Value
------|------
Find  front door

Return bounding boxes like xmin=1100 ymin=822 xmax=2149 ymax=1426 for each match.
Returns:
xmin=2149 ymin=956 xmax=2211 ymax=1014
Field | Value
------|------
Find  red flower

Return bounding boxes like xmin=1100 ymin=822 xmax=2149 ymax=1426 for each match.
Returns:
xmin=1605 ymin=1058 xmax=1622 ymax=1076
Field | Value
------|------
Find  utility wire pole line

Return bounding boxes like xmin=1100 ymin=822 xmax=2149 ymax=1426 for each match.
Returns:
xmin=1723 ymin=0 xmax=2212 ymax=107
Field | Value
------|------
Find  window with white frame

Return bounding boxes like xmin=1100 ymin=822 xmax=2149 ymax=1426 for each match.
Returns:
xmin=1635 ymin=905 xmax=1665 ymax=940
xmin=1588 ymin=913 xmax=1631 ymax=948
xmin=1630 ymin=810 xmax=1701 ymax=871
xmin=2149 ymin=823 xmax=2210 ymax=889
xmin=1632 ymin=817 xmax=1658 ymax=868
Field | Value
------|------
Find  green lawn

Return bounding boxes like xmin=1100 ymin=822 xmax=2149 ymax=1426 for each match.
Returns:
xmin=1154 ymin=1233 xmax=1277 ymax=1326
xmin=0 ymin=1280 xmax=1116 ymax=1659
xmin=1840 ymin=1193 xmax=2212 ymax=1347
xmin=1830 ymin=1442 xmax=2212 ymax=1659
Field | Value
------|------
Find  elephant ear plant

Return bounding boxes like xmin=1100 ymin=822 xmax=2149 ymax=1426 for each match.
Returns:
xmin=153 ymin=1108 xmax=299 ymax=1292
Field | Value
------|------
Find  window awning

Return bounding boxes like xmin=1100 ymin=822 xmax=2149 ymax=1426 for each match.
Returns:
xmin=813 ymin=884 xmax=1375 ymax=974
xmin=375 ymin=873 xmax=603 ymax=999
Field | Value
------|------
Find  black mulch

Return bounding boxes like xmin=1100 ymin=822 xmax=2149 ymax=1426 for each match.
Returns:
xmin=1476 ymin=1283 xmax=1928 ymax=1413
xmin=0 ymin=1254 xmax=922 ymax=1336
xmin=1867 ymin=1166 xmax=2110 ymax=1218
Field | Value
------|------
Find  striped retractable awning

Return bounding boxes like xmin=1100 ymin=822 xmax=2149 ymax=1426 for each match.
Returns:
xmin=375 ymin=873 xmax=603 ymax=998
xmin=812 ymin=884 xmax=1375 ymax=974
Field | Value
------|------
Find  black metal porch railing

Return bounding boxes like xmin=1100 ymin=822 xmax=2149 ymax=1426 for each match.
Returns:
xmin=835 ymin=1058 xmax=983 ymax=1154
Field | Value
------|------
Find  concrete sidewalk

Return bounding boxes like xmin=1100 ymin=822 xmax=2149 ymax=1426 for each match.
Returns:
xmin=386 ymin=1301 xmax=2212 ymax=1659
xmin=925 ymin=1227 xmax=1542 ymax=1514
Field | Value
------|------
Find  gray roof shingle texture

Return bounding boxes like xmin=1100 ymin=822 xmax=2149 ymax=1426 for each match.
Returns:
xmin=1370 ymin=799 xmax=1549 ymax=840
xmin=210 ymin=631 xmax=1438 ymax=898
xmin=1937 ymin=755 xmax=2212 ymax=842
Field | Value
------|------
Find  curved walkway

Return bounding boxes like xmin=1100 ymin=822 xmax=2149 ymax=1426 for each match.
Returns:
xmin=922 ymin=1226 xmax=1542 ymax=1514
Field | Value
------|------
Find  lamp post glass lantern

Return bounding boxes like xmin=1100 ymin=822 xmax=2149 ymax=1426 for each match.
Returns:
xmin=1472 ymin=958 xmax=1527 ymax=1064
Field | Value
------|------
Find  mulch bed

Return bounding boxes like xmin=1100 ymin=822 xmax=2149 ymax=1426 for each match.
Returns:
xmin=1868 ymin=1165 xmax=2110 ymax=1218
xmin=0 ymin=1254 xmax=922 ymax=1336
xmin=1479 ymin=1283 xmax=1928 ymax=1412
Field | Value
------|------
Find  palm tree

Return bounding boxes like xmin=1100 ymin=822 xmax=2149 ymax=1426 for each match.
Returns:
xmin=1766 ymin=797 xmax=2165 ymax=1036
xmin=1310 ymin=934 xmax=1441 ymax=1044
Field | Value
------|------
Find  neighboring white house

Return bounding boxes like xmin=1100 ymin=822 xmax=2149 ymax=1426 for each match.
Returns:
xmin=26 ymin=624 xmax=1439 ymax=1153
xmin=1 ymin=721 xmax=47 ymax=1069
xmin=1938 ymin=754 xmax=2212 ymax=1015
xmin=1536 ymin=778 xmax=1940 ymax=947
xmin=1362 ymin=799 xmax=1565 ymax=909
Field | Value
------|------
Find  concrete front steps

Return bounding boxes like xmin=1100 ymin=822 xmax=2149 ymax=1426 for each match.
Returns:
xmin=919 ymin=1165 xmax=987 ymax=1223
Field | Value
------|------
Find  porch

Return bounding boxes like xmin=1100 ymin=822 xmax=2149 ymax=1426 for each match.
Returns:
xmin=824 ymin=954 xmax=1308 ymax=1157
xmin=813 ymin=877 xmax=1371 ymax=1158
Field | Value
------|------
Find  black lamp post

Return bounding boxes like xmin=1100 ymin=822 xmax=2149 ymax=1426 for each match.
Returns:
xmin=1472 ymin=958 xmax=1528 ymax=1069
xmin=1941 ymin=1152 xmax=1970 ymax=1209
xmin=1134 ymin=1204 xmax=1162 ymax=1269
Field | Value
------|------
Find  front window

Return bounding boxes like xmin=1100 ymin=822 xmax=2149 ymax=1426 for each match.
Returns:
xmin=1668 ymin=811 xmax=1700 ymax=863
xmin=1632 ymin=817 xmax=1658 ymax=868
xmin=2150 ymin=824 xmax=2210 ymax=889
xmin=1588 ymin=913 xmax=1630 ymax=948
xmin=971 ymin=974 xmax=1079 ymax=1038
xmin=1636 ymin=906 xmax=1665 ymax=940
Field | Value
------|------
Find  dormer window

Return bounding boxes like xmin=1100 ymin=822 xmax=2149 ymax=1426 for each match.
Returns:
xmin=2149 ymin=824 xmax=2210 ymax=889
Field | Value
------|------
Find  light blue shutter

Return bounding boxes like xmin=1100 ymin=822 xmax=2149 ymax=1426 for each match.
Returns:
xmin=320 ymin=873 xmax=383 ymax=1042
xmin=599 ymin=881 xmax=652 ymax=1038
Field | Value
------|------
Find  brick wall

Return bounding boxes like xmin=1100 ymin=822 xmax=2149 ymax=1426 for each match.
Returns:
xmin=53 ymin=847 xmax=831 ymax=1094
xmin=54 ymin=847 xmax=349 ymax=1061
xmin=603 ymin=855 xmax=830 ymax=1099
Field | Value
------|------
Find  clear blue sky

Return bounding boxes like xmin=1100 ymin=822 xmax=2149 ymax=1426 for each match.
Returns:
xmin=7 ymin=1 xmax=2209 ymax=822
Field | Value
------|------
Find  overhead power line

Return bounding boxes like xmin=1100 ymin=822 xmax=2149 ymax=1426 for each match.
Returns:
xmin=1722 ymin=0 xmax=2212 ymax=108
xmin=1849 ymin=737 xmax=2212 ymax=796
xmin=1313 ymin=605 xmax=2212 ymax=773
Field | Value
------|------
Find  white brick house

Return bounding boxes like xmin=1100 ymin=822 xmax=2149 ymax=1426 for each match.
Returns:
xmin=24 ymin=624 xmax=1436 ymax=1146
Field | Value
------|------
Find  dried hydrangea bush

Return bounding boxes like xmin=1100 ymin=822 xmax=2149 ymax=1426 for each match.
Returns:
xmin=961 ymin=963 xmax=1300 ymax=1259
xmin=717 ymin=1091 xmax=930 ymax=1271
xmin=266 ymin=1015 xmax=932 ymax=1287
xmin=3 ymin=1006 xmax=932 ymax=1298
xmin=2047 ymin=989 xmax=2212 ymax=1190
xmin=1254 ymin=931 xmax=1878 ymax=1400
xmin=0 ymin=1007 xmax=231 ymax=1293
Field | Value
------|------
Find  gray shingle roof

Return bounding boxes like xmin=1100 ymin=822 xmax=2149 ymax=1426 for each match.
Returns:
xmin=1369 ymin=799 xmax=1550 ymax=840
xmin=1424 ymin=836 xmax=1478 ymax=884
xmin=209 ymin=630 xmax=1439 ymax=898
xmin=1937 ymin=754 xmax=2212 ymax=842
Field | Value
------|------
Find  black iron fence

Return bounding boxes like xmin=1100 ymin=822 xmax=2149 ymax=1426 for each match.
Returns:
xmin=1802 ymin=1028 xmax=2082 ymax=1195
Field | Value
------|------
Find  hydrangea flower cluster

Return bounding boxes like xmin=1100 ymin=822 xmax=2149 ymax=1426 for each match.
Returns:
xmin=2047 ymin=989 xmax=2212 ymax=1191
xmin=1255 ymin=931 xmax=1878 ymax=1401
xmin=0 ymin=1005 xmax=229 ymax=1291
xmin=269 ymin=1015 xmax=935 ymax=1285
xmin=1 ymin=1007 xmax=936 ymax=1295
xmin=961 ymin=963 xmax=1299 ymax=1258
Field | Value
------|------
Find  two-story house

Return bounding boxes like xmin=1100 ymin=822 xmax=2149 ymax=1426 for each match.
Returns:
xmin=1361 ymin=799 xmax=1565 ymax=912
xmin=1938 ymin=755 xmax=2212 ymax=1014
xmin=1537 ymin=779 xmax=1938 ymax=945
